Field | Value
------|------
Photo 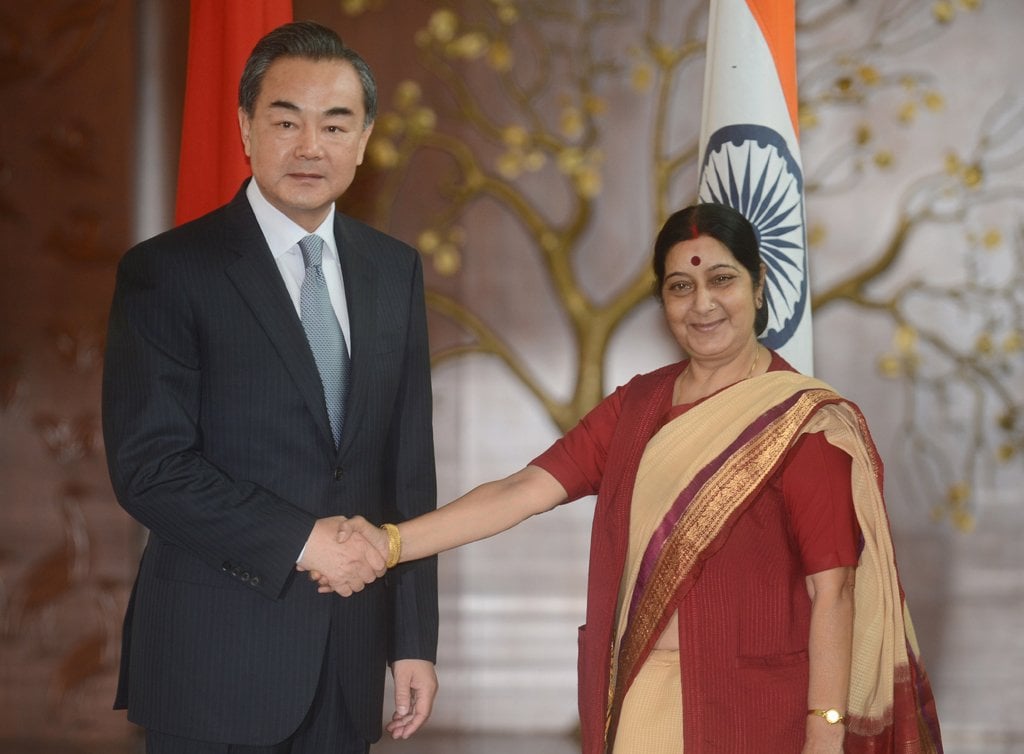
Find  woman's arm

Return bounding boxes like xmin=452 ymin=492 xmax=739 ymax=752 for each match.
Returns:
xmin=306 ymin=465 xmax=570 ymax=585
xmin=392 ymin=464 xmax=569 ymax=562
xmin=802 ymin=565 xmax=856 ymax=753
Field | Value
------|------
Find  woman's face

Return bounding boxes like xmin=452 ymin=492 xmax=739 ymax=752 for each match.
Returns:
xmin=660 ymin=235 xmax=764 ymax=365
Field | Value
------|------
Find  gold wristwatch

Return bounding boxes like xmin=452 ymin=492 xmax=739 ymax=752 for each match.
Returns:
xmin=807 ymin=708 xmax=845 ymax=725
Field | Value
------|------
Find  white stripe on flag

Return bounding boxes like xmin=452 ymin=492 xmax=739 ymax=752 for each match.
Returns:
xmin=697 ymin=0 xmax=813 ymax=374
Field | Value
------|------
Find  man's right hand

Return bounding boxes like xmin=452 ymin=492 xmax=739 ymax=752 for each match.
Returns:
xmin=296 ymin=516 xmax=386 ymax=596
xmin=337 ymin=515 xmax=389 ymax=560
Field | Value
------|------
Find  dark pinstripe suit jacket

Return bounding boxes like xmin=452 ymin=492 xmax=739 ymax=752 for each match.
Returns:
xmin=102 ymin=184 xmax=438 ymax=745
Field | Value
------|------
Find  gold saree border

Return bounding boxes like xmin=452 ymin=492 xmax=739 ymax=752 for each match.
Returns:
xmin=607 ymin=382 xmax=835 ymax=745
xmin=603 ymin=372 xmax=942 ymax=752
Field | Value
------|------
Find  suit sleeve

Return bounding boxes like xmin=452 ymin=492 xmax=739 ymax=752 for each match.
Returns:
xmin=384 ymin=252 xmax=439 ymax=663
xmin=102 ymin=245 xmax=316 ymax=600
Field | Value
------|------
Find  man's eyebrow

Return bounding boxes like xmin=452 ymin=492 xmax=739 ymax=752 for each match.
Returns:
xmin=267 ymin=101 xmax=357 ymax=119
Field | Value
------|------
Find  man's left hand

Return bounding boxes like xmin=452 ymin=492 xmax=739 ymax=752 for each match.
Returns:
xmin=386 ymin=659 xmax=438 ymax=739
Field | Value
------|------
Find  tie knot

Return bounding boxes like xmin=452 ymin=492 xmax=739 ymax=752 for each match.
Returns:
xmin=299 ymin=234 xmax=325 ymax=269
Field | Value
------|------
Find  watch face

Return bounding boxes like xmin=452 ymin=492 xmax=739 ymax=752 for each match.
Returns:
xmin=825 ymin=709 xmax=842 ymax=724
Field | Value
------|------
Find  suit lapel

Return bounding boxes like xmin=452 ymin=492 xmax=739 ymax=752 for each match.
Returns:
xmin=221 ymin=191 xmax=336 ymax=448
xmin=334 ymin=214 xmax=377 ymax=459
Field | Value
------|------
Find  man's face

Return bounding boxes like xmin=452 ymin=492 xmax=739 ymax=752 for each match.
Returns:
xmin=238 ymin=56 xmax=373 ymax=231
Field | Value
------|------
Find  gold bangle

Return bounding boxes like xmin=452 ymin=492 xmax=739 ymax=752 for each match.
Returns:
xmin=380 ymin=523 xmax=401 ymax=569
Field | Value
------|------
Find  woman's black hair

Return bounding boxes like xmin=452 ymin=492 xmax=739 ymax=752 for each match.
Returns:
xmin=651 ymin=203 xmax=768 ymax=335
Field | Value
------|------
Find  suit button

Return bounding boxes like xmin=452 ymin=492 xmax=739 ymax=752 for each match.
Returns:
xmin=250 ymin=575 xmax=261 ymax=587
xmin=240 ymin=572 xmax=250 ymax=583
xmin=221 ymin=561 xmax=232 ymax=572
xmin=231 ymin=565 xmax=242 ymax=577
xmin=333 ymin=467 xmax=343 ymax=481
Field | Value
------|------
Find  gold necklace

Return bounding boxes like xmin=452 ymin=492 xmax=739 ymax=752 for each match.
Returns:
xmin=680 ymin=342 xmax=760 ymax=388
xmin=747 ymin=343 xmax=760 ymax=379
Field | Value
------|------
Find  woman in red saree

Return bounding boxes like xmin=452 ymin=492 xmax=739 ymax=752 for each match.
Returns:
xmin=322 ymin=204 xmax=942 ymax=752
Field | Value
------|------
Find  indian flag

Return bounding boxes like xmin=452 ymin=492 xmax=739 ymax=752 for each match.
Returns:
xmin=175 ymin=0 xmax=293 ymax=226
xmin=697 ymin=0 xmax=813 ymax=374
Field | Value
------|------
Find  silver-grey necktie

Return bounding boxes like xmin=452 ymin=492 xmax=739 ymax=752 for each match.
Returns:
xmin=298 ymin=234 xmax=350 ymax=447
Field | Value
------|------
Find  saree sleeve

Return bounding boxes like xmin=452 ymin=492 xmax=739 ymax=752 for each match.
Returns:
xmin=530 ymin=385 xmax=626 ymax=501
xmin=782 ymin=431 xmax=862 ymax=574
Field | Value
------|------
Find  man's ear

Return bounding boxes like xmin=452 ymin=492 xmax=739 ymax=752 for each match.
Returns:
xmin=238 ymin=107 xmax=252 ymax=157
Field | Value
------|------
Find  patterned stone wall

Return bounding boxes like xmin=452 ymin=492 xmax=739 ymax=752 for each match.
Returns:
xmin=1 ymin=1 xmax=155 ymax=750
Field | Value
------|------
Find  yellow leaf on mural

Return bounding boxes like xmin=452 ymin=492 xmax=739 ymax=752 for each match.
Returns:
xmin=631 ymin=64 xmax=653 ymax=92
xmin=560 ymin=107 xmax=584 ymax=139
xmin=878 ymin=354 xmax=902 ymax=377
xmin=497 ymin=151 xmax=523 ymax=179
xmin=857 ymin=65 xmax=880 ymax=85
xmin=982 ymin=228 xmax=1002 ymax=249
xmin=368 ymin=139 xmax=399 ymax=168
xmin=799 ymin=103 xmax=818 ymax=131
xmin=807 ymin=223 xmax=826 ymax=248
xmin=418 ymin=230 xmax=441 ymax=253
xmin=933 ymin=1 xmax=955 ymax=23
xmin=584 ymin=95 xmax=607 ymax=116
xmin=492 ymin=0 xmax=519 ymax=24
xmin=501 ymin=125 xmax=529 ymax=148
xmin=395 ymin=80 xmax=422 ymax=110
xmin=488 ymin=40 xmax=514 ymax=71
xmin=575 ymin=166 xmax=602 ymax=198
xmin=428 ymin=9 xmax=459 ymax=43
xmin=377 ymin=112 xmax=403 ymax=137
xmin=962 ymin=163 xmax=983 ymax=187
xmin=449 ymin=32 xmax=487 ymax=60
xmin=895 ymin=324 xmax=918 ymax=353
xmin=434 ymin=246 xmax=461 ymax=276
xmin=524 ymin=150 xmax=546 ymax=172
xmin=556 ymin=147 xmax=583 ymax=175
xmin=952 ymin=509 xmax=975 ymax=533
xmin=341 ymin=0 xmax=369 ymax=15
xmin=409 ymin=107 xmax=437 ymax=134
xmin=947 ymin=481 xmax=970 ymax=505
xmin=924 ymin=91 xmax=945 ymax=111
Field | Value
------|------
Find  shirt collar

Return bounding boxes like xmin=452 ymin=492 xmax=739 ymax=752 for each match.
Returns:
xmin=246 ymin=179 xmax=339 ymax=262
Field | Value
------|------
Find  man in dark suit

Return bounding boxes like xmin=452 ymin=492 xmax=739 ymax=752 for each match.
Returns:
xmin=102 ymin=21 xmax=438 ymax=754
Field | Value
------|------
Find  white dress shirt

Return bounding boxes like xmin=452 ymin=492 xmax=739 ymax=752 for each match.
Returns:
xmin=245 ymin=180 xmax=352 ymax=355
xmin=245 ymin=180 xmax=351 ymax=564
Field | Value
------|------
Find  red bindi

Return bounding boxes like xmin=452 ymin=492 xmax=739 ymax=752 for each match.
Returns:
xmin=690 ymin=255 xmax=701 ymax=266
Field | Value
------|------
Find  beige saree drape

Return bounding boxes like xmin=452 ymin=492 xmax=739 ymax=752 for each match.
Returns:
xmin=605 ymin=373 xmax=941 ymax=753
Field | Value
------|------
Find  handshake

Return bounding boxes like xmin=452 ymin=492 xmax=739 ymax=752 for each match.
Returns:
xmin=296 ymin=515 xmax=392 ymax=597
